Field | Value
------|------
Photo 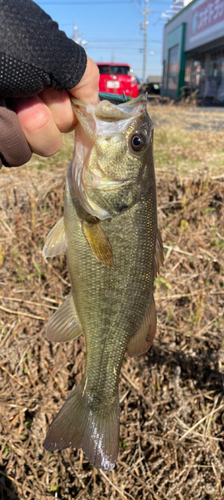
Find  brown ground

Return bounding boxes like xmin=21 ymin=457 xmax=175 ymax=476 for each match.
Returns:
xmin=0 ymin=105 xmax=223 ymax=500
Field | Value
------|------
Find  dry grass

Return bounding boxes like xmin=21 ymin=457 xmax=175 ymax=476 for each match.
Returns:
xmin=0 ymin=105 xmax=223 ymax=500
xmin=150 ymin=104 xmax=224 ymax=177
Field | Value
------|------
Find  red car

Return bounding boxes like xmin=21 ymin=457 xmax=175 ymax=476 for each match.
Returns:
xmin=97 ymin=62 xmax=139 ymax=98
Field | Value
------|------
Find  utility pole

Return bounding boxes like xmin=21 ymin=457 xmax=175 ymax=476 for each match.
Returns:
xmin=141 ymin=0 xmax=152 ymax=83
xmin=143 ymin=0 xmax=148 ymax=83
xmin=73 ymin=22 xmax=78 ymax=43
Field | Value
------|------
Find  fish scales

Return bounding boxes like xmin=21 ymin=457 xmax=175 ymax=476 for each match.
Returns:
xmin=65 ymin=175 xmax=156 ymax=401
xmin=43 ymin=95 xmax=163 ymax=470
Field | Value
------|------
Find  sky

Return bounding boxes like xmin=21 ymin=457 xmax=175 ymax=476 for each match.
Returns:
xmin=35 ymin=0 xmax=174 ymax=79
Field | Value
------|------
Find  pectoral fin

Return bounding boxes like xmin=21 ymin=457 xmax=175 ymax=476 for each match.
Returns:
xmin=127 ymin=297 xmax=156 ymax=357
xmin=46 ymin=293 xmax=82 ymax=342
xmin=43 ymin=217 xmax=67 ymax=258
xmin=82 ymin=221 xmax=113 ymax=267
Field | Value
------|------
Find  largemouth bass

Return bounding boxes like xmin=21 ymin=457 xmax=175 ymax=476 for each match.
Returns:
xmin=43 ymin=95 xmax=163 ymax=471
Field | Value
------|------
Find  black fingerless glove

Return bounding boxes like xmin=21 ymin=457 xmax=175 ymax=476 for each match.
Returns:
xmin=0 ymin=0 xmax=87 ymax=97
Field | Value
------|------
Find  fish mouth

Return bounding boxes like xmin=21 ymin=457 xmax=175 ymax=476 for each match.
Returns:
xmin=71 ymin=95 xmax=147 ymax=136
xmin=71 ymin=94 xmax=147 ymax=114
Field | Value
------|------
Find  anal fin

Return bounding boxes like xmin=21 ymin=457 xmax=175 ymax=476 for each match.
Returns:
xmin=43 ymin=217 xmax=67 ymax=258
xmin=127 ymin=297 xmax=157 ymax=357
xmin=46 ymin=293 xmax=82 ymax=342
xmin=82 ymin=221 xmax=113 ymax=267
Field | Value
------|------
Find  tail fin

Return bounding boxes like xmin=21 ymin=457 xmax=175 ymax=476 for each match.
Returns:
xmin=44 ymin=383 xmax=119 ymax=471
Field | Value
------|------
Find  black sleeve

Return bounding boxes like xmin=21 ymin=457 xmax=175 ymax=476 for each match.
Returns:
xmin=0 ymin=0 xmax=87 ymax=97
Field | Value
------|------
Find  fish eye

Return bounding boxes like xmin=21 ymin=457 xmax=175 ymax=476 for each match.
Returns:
xmin=131 ymin=134 xmax=146 ymax=152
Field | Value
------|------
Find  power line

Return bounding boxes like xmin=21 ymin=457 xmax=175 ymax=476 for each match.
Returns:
xmin=84 ymin=38 xmax=161 ymax=42
xmin=86 ymin=38 xmax=161 ymax=43
xmin=88 ymin=46 xmax=159 ymax=52
xmin=40 ymin=1 xmax=137 ymax=3
xmin=39 ymin=1 xmax=169 ymax=5
xmin=88 ymin=45 xmax=159 ymax=50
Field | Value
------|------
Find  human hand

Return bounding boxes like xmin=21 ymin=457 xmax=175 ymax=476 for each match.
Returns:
xmin=13 ymin=56 xmax=99 ymax=158
xmin=0 ymin=0 xmax=99 ymax=168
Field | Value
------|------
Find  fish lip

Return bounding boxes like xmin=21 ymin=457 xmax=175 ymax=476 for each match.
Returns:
xmin=84 ymin=174 xmax=132 ymax=191
xmin=71 ymin=95 xmax=148 ymax=131
xmin=86 ymin=181 xmax=124 ymax=191
xmin=71 ymin=94 xmax=147 ymax=109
